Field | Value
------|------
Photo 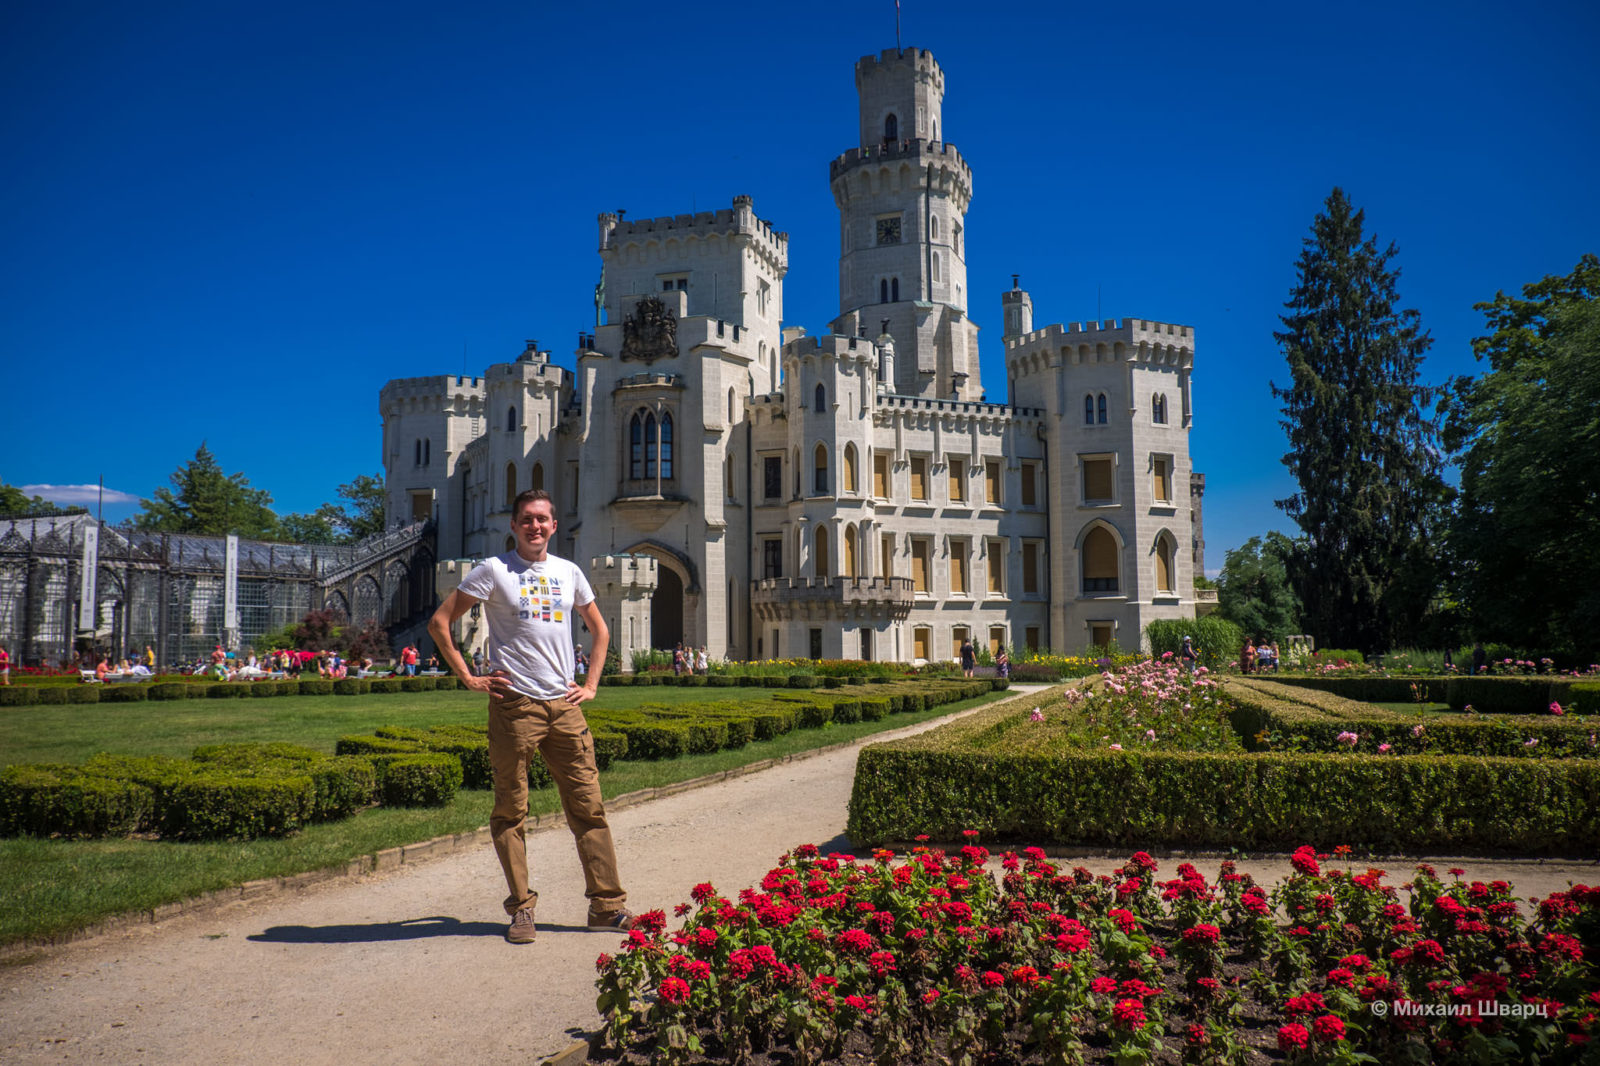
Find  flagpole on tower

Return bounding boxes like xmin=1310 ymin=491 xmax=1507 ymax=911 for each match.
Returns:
xmin=895 ymin=0 xmax=901 ymax=51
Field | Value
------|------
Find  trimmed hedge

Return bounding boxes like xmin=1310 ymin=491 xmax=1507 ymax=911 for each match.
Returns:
xmin=847 ymin=744 xmax=1600 ymax=854
xmin=207 ymin=683 xmax=244 ymax=699
xmin=0 ymin=686 xmax=38 ymax=706
xmin=160 ymin=773 xmax=315 ymax=839
xmin=1263 ymin=675 xmax=1449 ymax=704
xmin=298 ymin=679 xmax=333 ymax=695
xmin=1227 ymin=680 xmax=1599 ymax=758
xmin=0 ymin=764 xmax=154 ymax=838
xmin=381 ymin=753 xmax=462 ymax=807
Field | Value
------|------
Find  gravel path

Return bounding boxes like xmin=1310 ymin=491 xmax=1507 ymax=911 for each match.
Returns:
xmin=2 ymin=687 xmax=1595 ymax=1065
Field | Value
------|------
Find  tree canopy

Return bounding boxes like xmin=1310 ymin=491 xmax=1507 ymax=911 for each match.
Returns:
xmin=1216 ymin=532 xmax=1302 ymax=644
xmin=1443 ymin=254 xmax=1600 ymax=662
xmin=1271 ymin=188 xmax=1448 ymax=654
xmin=0 ymin=483 xmax=83 ymax=517
xmin=133 ymin=443 xmax=281 ymax=539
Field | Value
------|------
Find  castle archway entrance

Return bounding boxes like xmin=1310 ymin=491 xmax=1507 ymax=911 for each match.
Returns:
xmin=651 ymin=566 xmax=684 ymax=650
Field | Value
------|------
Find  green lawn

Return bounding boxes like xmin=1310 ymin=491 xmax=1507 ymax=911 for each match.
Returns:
xmin=0 ymin=687 xmax=1010 ymax=946
xmin=0 ymin=684 xmax=804 ymax=768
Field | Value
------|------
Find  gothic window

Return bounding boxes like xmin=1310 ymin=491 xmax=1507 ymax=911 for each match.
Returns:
xmin=880 ymin=279 xmax=889 ymax=303
xmin=891 ymin=277 xmax=900 ymax=302
xmin=644 ymin=413 xmax=658 ymax=476
xmin=1155 ymin=534 xmax=1175 ymax=593
xmin=630 ymin=414 xmax=645 ymax=479
xmin=932 ymin=253 xmax=941 ymax=282
xmin=1084 ymin=394 xmax=1095 ymax=425
xmin=507 ymin=406 xmax=517 ymax=431
xmin=414 ymin=440 xmax=422 ymax=466
xmin=814 ymin=525 xmax=830 ymax=579
xmin=1082 ymin=526 xmax=1120 ymax=594
xmin=793 ymin=447 xmax=801 ymax=497
xmin=728 ymin=387 xmax=736 ymax=424
xmin=814 ymin=383 xmax=826 ymax=413
xmin=813 ymin=443 xmax=829 ymax=495
xmin=660 ymin=412 xmax=674 ymax=478
xmin=883 ymin=112 xmax=898 ymax=142
xmin=843 ymin=443 xmax=859 ymax=494
xmin=424 ymin=438 xmax=430 ymax=465
xmin=504 ymin=462 xmax=517 ymax=509
xmin=531 ymin=462 xmax=544 ymax=493
xmin=930 ymin=215 xmax=940 ymax=240
xmin=843 ymin=524 xmax=859 ymax=578
xmin=763 ymin=538 xmax=783 ymax=578
xmin=1153 ymin=393 xmax=1168 ymax=424
xmin=763 ymin=456 xmax=782 ymax=500
xmin=1097 ymin=393 xmax=1108 ymax=424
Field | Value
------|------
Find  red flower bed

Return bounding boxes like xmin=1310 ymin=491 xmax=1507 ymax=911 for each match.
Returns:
xmin=594 ymin=841 xmax=1599 ymax=1064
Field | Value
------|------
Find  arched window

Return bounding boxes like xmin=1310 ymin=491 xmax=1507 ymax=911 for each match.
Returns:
xmin=504 ymin=462 xmax=517 ymax=509
xmin=1154 ymin=535 xmax=1174 ymax=593
xmin=843 ymin=524 xmax=859 ymax=578
xmin=659 ymin=412 xmax=673 ymax=478
xmin=1082 ymin=526 xmax=1119 ymax=594
xmin=814 ymin=525 xmax=831 ymax=579
xmin=814 ymin=383 xmax=826 ymax=413
xmin=884 ymin=112 xmax=898 ymax=142
xmin=793 ymin=447 xmax=801 ymax=497
xmin=630 ymin=414 xmax=644 ymax=479
xmin=1153 ymin=393 xmax=1168 ymax=424
xmin=891 ymin=277 xmax=900 ymax=302
xmin=880 ymin=278 xmax=889 ymax=304
xmin=843 ymin=443 xmax=859 ymax=494
xmin=813 ymin=443 xmax=829 ymax=495
xmin=1084 ymin=394 xmax=1096 ymax=425
xmin=1097 ymin=393 xmax=1108 ymax=424
xmin=930 ymin=216 xmax=940 ymax=240
xmin=931 ymin=253 xmax=941 ymax=282
xmin=728 ymin=387 xmax=736 ymax=424
xmin=423 ymin=438 xmax=430 ymax=465
xmin=507 ymin=406 xmax=517 ymax=431
xmin=414 ymin=440 xmax=422 ymax=465
xmin=531 ymin=462 xmax=544 ymax=493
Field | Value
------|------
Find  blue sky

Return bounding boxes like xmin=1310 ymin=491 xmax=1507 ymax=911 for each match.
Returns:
xmin=3 ymin=0 xmax=1596 ymax=573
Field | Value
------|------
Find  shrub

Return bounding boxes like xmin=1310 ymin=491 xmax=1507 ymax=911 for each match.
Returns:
xmin=1446 ymin=676 xmax=1567 ymax=715
xmin=1266 ymin=675 xmax=1448 ymax=704
xmin=1312 ymin=648 xmax=1366 ymax=665
xmin=0 ymin=764 xmax=154 ymax=838
xmin=433 ymin=676 xmax=458 ymax=691
xmin=159 ymin=772 xmax=316 ymax=840
xmin=381 ymin=754 xmax=462 ymax=807
xmin=147 ymin=683 xmax=188 ymax=701
xmin=298 ymin=679 xmax=333 ymax=695
xmin=207 ymin=683 xmax=243 ymax=699
xmin=332 ymin=678 xmax=368 ymax=696
xmin=989 ymin=678 xmax=1011 ymax=691
xmin=748 ymin=708 xmax=797 ymax=741
xmin=34 ymin=686 xmax=97 ymax=705
xmin=97 ymin=685 xmax=148 ymax=703
xmin=275 ymin=681 xmax=300 ymax=696
xmin=830 ymin=699 xmax=862 ymax=724
xmin=707 ymin=675 xmax=738 ymax=688
xmin=787 ymin=674 xmax=817 ymax=689
xmin=0 ymin=686 xmax=39 ymax=706
xmin=401 ymin=677 xmax=430 ymax=693
xmin=592 ymin=730 xmax=629 ymax=769
xmin=858 ymin=697 xmax=890 ymax=722
xmin=797 ymin=702 xmax=834 ymax=729
xmin=370 ymin=678 xmax=402 ymax=694
xmin=1145 ymin=616 xmax=1244 ymax=672
xmin=248 ymin=682 xmax=279 ymax=698
xmin=1572 ymin=682 xmax=1600 ymax=716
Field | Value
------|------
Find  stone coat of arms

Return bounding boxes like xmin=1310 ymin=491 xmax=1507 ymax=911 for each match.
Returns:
xmin=620 ymin=296 xmax=678 ymax=364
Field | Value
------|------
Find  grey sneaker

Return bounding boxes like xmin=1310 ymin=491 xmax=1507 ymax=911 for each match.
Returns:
xmin=506 ymin=906 xmax=537 ymax=944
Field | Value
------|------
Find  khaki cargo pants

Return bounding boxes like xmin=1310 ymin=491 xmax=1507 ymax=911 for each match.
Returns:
xmin=487 ymin=691 xmax=627 ymax=919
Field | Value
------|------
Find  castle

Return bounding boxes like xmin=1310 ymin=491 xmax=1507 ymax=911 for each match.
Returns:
xmin=380 ymin=47 xmax=1204 ymax=666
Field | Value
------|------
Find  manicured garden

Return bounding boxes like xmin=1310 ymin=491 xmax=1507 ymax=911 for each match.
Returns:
xmin=848 ymin=664 xmax=1600 ymax=854
xmin=0 ymin=679 xmax=1012 ymax=945
xmin=593 ymin=841 xmax=1600 ymax=1064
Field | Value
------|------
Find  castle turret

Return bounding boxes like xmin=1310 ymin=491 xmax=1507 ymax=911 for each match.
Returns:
xmin=1002 ymin=276 xmax=1033 ymax=340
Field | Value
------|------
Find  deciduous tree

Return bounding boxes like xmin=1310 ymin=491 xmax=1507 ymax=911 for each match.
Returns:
xmin=1443 ymin=254 xmax=1600 ymax=661
xmin=1217 ymin=533 xmax=1302 ymax=644
xmin=133 ymin=443 xmax=281 ymax=539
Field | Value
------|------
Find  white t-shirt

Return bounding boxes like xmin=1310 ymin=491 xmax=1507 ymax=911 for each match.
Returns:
xmin=456 ymin=551 xmax=595 ymax=700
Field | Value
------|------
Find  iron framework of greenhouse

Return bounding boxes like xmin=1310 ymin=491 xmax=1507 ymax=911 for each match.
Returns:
xmin=0 ymin=514 xmax=436 ymax=669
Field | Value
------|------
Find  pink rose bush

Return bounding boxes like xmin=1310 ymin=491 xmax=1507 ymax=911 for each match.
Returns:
xmin=595 ymin=841 xmax=1600 ymax=1064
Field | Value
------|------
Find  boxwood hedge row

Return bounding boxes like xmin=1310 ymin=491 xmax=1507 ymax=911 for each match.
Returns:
xmin=1227 ymin=679 xmax=1600 ymax=758
xmin=1265 ymin=673 xmax=1593 ymax=714
xmin=847 ymin=743 xmax=1600 ymax=854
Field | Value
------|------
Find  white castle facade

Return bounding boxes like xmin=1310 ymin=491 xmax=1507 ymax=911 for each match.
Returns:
xmin=381 ymin=47 xmax=1204 ymax=666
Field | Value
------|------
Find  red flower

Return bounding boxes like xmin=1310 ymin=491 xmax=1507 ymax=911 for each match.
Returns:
xmin=1182 ymin=923 xmax=1221 ymax=945
xmin=595 ymin=952 xmax=613 ymax=972
xmin=922 ymin=988 xmax=940 ymax=1005
xmin=692 ymin=926 xmax=718 ymax=950
xmin=659 ymin=976 xmax=690 ymax=1004
xmin=868 ymin=951 xmax=897 ymax=976
xmin=1112 ymin=998 xmax=1146 ymax=1028
xmin=1313 ymin=1014 xmax=1346 ymax=1042
xmin=691 ymin=882 xmax=716 ymax=903
xmin=1339 ymin=953 xmax=1371 ymax=971
xmin=1412 ymin=940 xmax=1447 ymax=966
xmin=1186 ymin=1023 xmax=1210 ymax=1046
xmin=1326 ymin=968 xmax=1355 ymax=989
xmin=835 ymin=928 xmax=874 ymax=953
xmin=962 ymin=829 xmax=980 ymax=838
xmin=980 ymin=970 xmax=1005 ymax=988
xmin=1010 ymin=966 xmax=1040 ymax=986
xmin=1285 ymin=992 xmax=1326 ymax=1018
xmin=1291 ymin=846 xmax=1321 ymax=877
xmin=1090 ymin=976 xmax=1117 ymax=995
xmin=684 ymin=959 xmax=711 ymax=981
xmin=1540 ymin=933 xmax=1584 ymax=962
xmin=635 ymin=909 xmax=668 ymax=934
xmin=1108 ymin=908 xmax=1139 ymax=933
xmin=842 ymin=994 xmax=875 ymax=1012
xmin=1278 ymin=1022 xmax=1310 ymax=1051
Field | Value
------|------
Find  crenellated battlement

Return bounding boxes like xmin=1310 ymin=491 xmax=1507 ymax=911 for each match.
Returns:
xmin=779 ymin=332 xmax=879 ymax=365
xmin=855 ymin=47 xmax=945 ymax=93
xmin=599 ymin=195 xmax=789 ymax=259
xmin=380 ymin=374 xmax=485 ymax=407
xmin=830 ymin=138 xmax=970 ymax=183
xmin=1004 ymin=318 xmax=1194 ymax=350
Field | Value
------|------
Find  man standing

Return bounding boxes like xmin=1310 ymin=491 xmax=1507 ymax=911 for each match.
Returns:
xmin=428 ymin=489 xmax=633 ymax=944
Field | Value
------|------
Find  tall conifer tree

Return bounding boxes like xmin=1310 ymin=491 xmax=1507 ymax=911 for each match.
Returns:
xmin=1271 ymin=188 xmax=1446 ymax=653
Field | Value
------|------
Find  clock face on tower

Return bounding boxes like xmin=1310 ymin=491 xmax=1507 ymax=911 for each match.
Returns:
xmin=876 ymin=217 xmax=902 ymax=245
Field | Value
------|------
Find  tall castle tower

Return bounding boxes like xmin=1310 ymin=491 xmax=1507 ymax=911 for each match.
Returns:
xmin=828 ymin=48 xmax=979 ymax=401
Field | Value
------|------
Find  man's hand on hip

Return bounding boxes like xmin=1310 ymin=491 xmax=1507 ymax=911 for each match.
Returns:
xmin=464 ymin=671 xmax=517 ymax=698
xmin=566 ymin=681 xmax=598 ymax=706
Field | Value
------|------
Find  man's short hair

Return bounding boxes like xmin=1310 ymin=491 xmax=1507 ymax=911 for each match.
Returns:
xmin=512 ymin=488 xmax=554 ymax=517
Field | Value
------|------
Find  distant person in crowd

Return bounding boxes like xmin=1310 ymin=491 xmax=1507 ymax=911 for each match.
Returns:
xmin=960 ymin=637 xmax=976 ymax=678
xmin=425 ymin=654 xmax=440 ymax=671
xmin=95 ymin=658 xmax=111 ymax=682
xmin=1270 ymin=642 xmax=1280 ymax=672
xmin=574 ymin=648 xmax=588 ymax=676
xmin=144 ymin=645 xmax=155 ymax=670
xmin=1443 ymin=647 xmax=1454 ymax=671
xmin=673 ymin=644 xmax=686 ymax=676
xmin=0 ymin=642 xmax=10 ymax=685
xmin=1241 ymin=640 xmax=1255 ymax=675
xmin=402 ymin=643 xmax=419 ymax=676
xmin=1471 ymin=641 xmax=1486 ymax=676
xmin=1180 ymin=635 xmax=1197 ymax=673
xmin=210 ymin=645 xmax=227 ymax=672
xmin=472 ymin=648 xmax=485 ymax=675
xmin=427 ymin=487 xmax=633 ymax=945
xmin=995 ymin=647 xmax=1010 ymax=679
xmin=695 ymin=646 xmax=708 ymax=675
